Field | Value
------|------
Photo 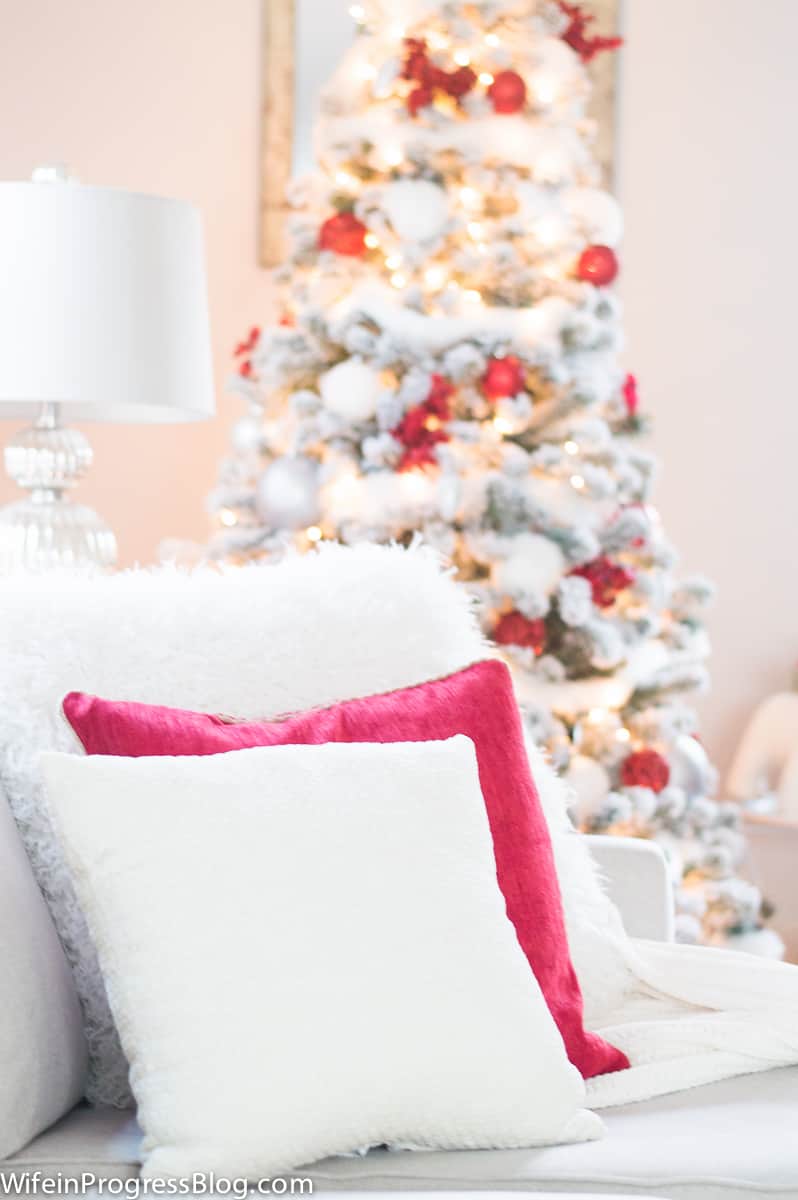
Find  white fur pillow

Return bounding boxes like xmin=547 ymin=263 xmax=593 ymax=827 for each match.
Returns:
xmin=42 ymin=738 xmax=601 ymax=1174
xmin=0 ymin=543 xmax=625 ymax=1108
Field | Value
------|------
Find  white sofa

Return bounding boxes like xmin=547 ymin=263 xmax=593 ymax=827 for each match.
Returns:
xmin=2 ymin=805 xmax=796 ymax=1200
xmin=0 ymin=552 xmax=796 ymax=1200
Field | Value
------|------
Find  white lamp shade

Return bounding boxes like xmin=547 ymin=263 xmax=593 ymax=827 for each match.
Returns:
xmin=0 ymin=180 xmax=215 ymax=422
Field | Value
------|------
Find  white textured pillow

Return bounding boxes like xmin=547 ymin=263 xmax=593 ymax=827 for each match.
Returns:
xmin=42 ymin=737 xmax=601 ymax=1175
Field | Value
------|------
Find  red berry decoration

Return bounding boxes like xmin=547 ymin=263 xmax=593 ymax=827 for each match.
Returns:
xmin=407 ymin=85 xmax=434 ymax=117
xmin=392 ymin=374 xmax=454 ymax=472
xmin=319 ymin=212 xmax=368 ymax=257
xmin=622 ymin=372 xmax=639 ymax=416
xmin=558 ymin=2 xmax=623 ymax=63
xmin=488 ymin=70 xmax=527 ymax=114
xmin=445 ymin=65 xmax=478 ymax=99
xmin=493 ymin=611 xmax=547 ymax=655
xmin=576 ymin=244 xmax=619 ymax=286
xmin=482 ymin=355 xmax=525 ymax=400
xmin=570 ymin=555 xmax=635 ymax=608
xmin=620 ymin=748 xmax=671 ymax=794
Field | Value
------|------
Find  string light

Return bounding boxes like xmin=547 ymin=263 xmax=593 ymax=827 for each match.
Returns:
xmin=459 ymin=186 xmax=481 ymax=210
xmin=391 ymin=272 xmax=407 ymax=289
xmin=467 ymin=221 xmax=484 ymax=241
xmin=478 ymin=72 xmax=494 ymax=86
xmin=424 ymin=266 xmax=446 ymax=288
xmin=348 ymin=3 xmax=366 ymax=19
xmin=616 ymin=728 xmax=631 ymax=743
xmin=363 ymin=232 xmax=379 ymax=249
xmin=334 ymin=169 xmax=358 ymax=189
xmin=425 ymin=415 xmax=442 ymax=432
xmin=385 ymin=254 xmax=402 ymax=270
xmin=306 ymin=525 xmax=323 ymax=543
xmin=453 ymin=49 xmax=472 ymax=66
xmin=485 ymin=32 xmax=501 ymax=47
xmin=570 ymin=473 xmax=586 ymax=490
xmin=564 ymin=440 xmax=579 ymax=455
xmin=587 ymin=707 xmax=608 ymax=724
xmin=219 ymin=508 xmax=238 ymax=528
xmin=383 ymin=146 xmax=404 ymax=167
xmin=463 ymin=288 xmax=482 ymax=304
xmin=428 ymin=32 xmax=449 ymax=51
xmin=493 ymin=416 xmax=513 ymax=435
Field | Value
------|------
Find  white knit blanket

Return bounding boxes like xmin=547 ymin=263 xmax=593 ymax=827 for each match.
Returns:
xmin=585 ymin=934 xmax=798 ymax=1108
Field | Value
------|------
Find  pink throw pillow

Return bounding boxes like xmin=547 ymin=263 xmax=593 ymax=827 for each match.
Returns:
xmin=63 ymin=659 xmax=628 ymax=1080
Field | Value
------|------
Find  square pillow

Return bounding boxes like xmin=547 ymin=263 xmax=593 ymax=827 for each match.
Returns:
xmin=64 ymin=659 xmax=628 ymax=1081
xmin=42 ymin=737 xmax=602 ymax=1175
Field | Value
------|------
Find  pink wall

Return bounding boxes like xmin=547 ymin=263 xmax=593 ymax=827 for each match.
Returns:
xmin=0 ymin=0 xmax=796 ymax=777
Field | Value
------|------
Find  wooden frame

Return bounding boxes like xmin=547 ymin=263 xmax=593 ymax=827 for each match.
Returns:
xmin=259 ymin=0 xmax=621 ymax=267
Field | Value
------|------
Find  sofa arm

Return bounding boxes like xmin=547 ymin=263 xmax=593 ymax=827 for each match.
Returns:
xmin=585 ymin=834 xmax=675 ymax=942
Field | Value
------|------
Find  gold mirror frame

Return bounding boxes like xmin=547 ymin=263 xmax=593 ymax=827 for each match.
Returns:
xmin=259 ymin=0 xmax=621 ymax=267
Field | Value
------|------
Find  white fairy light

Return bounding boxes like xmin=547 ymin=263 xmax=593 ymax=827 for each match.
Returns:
xmin=385 ymin=254 xmax=402 ymax=270
xmin=335 ymin=169 xmax=358 ymax=189
xmin=383 ymin=145 xmax=404 ymax=168
xmin=459 ymin=186 xmax=481 ymax=210
xmin=348 ymin=3 xmax=366 ymax=20
xmin=493 ymin=416 xmax=513 ymax=435
xmin=570 ymin=474 xmax=586 ymax=490
xmin=485 ymin=32 xmax=501 ymax=47
xmin=306 ymin=525 xmax=323 ymax=543
xmin=463 ymin=288 xmax=482 ymax=305
xmin=564 ymin=440 xmax=579 ymax=455
xmin=467 ymin=221 xmax=484 ymax=241
xmin=616 ymin=728 xmax=631 ymax=743
xmin=364 ymin=232 xmax=379 ymax=249
xmin=453 ymin=49 xmax=472 ymax=66
xmin=587 ymin=707 xmax=608 ymax=724
xmin=478 ymin=72 xmax=494 ymax=86
xmin=425 ymin=266 xmax=446 ymax=289
xmin=219 ymin=508 xmax=237 ymax=528
xmin=428 ymin=32 xmax=449 ymax=51
xmin=391 ymin=272 xmax=407 ymax=289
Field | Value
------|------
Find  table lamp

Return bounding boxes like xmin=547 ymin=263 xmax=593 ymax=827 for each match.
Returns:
xmin=0 ymin=166 xmax=215 ymax=570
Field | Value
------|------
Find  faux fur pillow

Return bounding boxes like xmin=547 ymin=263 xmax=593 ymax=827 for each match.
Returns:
xmin=42 ymin=738 xmax=602 ymax=1174
xmin=64 ymin=660 xmax=628 ymax=1081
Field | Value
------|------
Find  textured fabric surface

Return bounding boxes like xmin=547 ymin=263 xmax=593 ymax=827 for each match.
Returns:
xmin=41 ymin=737 xmax=601 ymax=1177
xmin=0 ymin=786 xmax=87 ymax=1159
xmin=64 ymin=659 xmax=627 ymax=1081
xmin=7 ymin=1068 xmax=798 ymax=1198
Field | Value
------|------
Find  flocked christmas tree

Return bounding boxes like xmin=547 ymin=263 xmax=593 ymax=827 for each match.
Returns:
xmin=208 ymin=0 xmax=780 ymax=955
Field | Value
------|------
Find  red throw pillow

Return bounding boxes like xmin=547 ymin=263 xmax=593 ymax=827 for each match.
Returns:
xmin=63 ymin=659 xmax=628 ymax=1080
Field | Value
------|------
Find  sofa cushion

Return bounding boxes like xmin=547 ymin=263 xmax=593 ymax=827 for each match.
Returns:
xmin=0 ymin=785 xmax=86 ymax=1160
xmin=5 ymin=1068 xmax=797 ymax=1199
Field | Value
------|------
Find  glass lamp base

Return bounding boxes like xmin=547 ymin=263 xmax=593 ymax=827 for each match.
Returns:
xmin=0 ymin=404 xmax=118 ymax=572
xmin=0 ymin=495 xmax=118 ymax=571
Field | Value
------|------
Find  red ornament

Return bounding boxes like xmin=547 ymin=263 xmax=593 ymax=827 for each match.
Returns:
xmin=576 ymin=244 xmax=619 ymax=286
xmin=558 ymin=2 xmax=623 ymax=63
xmin=570 ymin=556 xmax=635 ymax=608
xmin=493 ymin=611 xmax=547 ymax=655
xmin=488 ymin=70 xmax=527 ymax=114
xmin=622 ymin=372 xmax=639 ymax=416
xmin=482 ymin=355 xmax=525 ymax=400
xmin=392 ymin=373 xmax=455 ymax=472
xmin=319 ymin=212 xmax=368 ymax=257
xmin=620 ymin=748 xmax=670 ymax=794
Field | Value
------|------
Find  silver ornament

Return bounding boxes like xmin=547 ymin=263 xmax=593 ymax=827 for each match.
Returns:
xmin=255 ymin=457 xmax=320 ymax=531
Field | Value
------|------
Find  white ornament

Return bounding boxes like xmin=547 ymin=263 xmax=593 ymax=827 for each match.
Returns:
xmin=381 ymin=179 xmax=450 ymax=243
xmin=319 ymin=359 xmax=382 ymax=423
xmin=564 ymin=187 xmax=624 ymax=248
xmin=255 ymin=457 xmax=320 ymax=530
xmin=493 ymin=533 xmax=565 ymax=598
xmin=565 ymin=754 xmax=611 ymax=825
